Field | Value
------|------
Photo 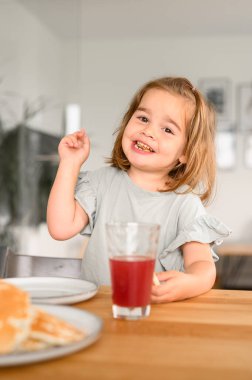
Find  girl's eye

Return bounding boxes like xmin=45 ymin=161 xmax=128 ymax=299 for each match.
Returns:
xmin=138 ymin=116 xmax=149 ymax=123
xmin=163 ymin=127 xmax=174 ymax=135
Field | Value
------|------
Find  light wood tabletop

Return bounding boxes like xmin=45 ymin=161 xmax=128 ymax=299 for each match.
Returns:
xmin=2 ymin=286 xmax=252 ymax=380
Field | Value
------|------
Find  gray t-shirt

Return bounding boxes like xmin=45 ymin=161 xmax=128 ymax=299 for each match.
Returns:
xmin=75 ymin=166 xmax=231 ymax=285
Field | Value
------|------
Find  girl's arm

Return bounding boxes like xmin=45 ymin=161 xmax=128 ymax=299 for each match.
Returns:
xmin=151 ymin=241 xmax=216 ymax=303
xmin=47 ymin=130 xmax=90 ymax=240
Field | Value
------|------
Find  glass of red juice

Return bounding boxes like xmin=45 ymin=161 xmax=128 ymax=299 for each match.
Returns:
xmin=106 ymin=222 xmax=160 ymax=320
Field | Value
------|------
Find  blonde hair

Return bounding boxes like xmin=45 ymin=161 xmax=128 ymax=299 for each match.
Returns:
xmin=108 ymin=77 xmax=216 ymax=203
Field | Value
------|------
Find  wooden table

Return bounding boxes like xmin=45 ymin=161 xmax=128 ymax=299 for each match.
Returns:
xmin=2 ymin=287 xmax=252 ymax=380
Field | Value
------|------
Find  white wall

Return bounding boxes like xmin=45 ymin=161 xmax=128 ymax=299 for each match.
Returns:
xmin=0 ymin=0 xmax=63 ymax=135
xmin=0 ymin=0 xmax=83 ymax=257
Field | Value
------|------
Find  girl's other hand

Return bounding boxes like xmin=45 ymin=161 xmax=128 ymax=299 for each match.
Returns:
xmin=58 ymin=129 xmax=90 ymax=166
xmin=151 ymin=270 xmax=196 ymax=303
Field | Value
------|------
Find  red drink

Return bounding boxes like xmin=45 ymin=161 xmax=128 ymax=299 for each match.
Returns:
xmin=109 ymin=256 xmax=155 ymax=307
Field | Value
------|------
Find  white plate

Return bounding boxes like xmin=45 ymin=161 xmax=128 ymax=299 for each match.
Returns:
xmin=4 ymin=277 xmax=98 ymax=304
xmin=0 ymin=304 xmax=103 ymax=367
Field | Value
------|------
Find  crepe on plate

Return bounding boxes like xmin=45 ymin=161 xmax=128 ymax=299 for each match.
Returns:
xmin=0 ymin=280 xmax=32 ymax=354
xmin=0 ymin=280 xmax=85 ymax=354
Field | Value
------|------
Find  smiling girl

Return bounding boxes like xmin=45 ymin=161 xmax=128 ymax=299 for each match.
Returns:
xmin=47 ymin=77 xmax=231 ymax=303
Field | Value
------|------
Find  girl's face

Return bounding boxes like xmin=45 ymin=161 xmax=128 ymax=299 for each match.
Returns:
xmin=122 ymin=88 xmax=193 ymax=177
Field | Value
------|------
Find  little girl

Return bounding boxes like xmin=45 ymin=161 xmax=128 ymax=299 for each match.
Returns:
xmin=47 ymin=77 xmax=231 ymax=303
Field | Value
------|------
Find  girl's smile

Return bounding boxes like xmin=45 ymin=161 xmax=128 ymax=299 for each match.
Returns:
xmin=132 ymin=140 xmax=155 ymax=154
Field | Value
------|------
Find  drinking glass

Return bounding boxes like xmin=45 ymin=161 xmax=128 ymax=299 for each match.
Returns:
xmin=106 ymin=222 xmax=160 ymax=320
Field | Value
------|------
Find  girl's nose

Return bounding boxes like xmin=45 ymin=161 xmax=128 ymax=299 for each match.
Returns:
xmin=142 ymin=125 xmax=155 ymax=140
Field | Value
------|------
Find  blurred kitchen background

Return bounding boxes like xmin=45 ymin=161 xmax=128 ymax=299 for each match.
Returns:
xmin=0 ymin=0 xmax=252 ymax=287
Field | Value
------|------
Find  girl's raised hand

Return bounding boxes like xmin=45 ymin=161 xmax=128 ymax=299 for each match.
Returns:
xmin=58 ymin=129 xmax=90 ymax=166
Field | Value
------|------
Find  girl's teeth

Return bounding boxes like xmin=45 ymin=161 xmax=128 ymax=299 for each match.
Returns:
xmin=135 ymin=141 xmax=153 ymax=152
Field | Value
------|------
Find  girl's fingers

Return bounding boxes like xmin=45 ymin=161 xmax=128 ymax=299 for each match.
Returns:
xmin=64 ymin=135 xmax=77 ymax=147
xmin=78 ymin=129 xmax=90 ymax=149
xmin=83 ymin=131 xmax=90 ymax=146
xmin=60 ymin=130 xmax=90 ymax=153
xmin=74 ymin=130 xmax=85 ymax=139
xmin=63 ymin=130 xmax=85 ymax=147
xmin=151 ymin=294 xmax=174 ymax=303
xmin=152 ymin=283 xmax=170 ymax=297
xmin=74 ymin=129 xmax=89 ymax=146
xmin=151 ymin=283 xmax=179 ymax=302
xmin=156 ymin=271 xmax=179 ymax=282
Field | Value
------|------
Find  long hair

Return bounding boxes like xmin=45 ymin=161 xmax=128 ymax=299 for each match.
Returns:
xmin=107 ymin=77 xmax=216 ymax=204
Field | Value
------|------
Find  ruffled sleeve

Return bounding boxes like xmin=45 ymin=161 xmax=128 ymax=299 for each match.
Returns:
xmin=74 ymin=171 xmax=97 ymax=235
xmin=159 ymin=214 xmax=232 ymax=271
